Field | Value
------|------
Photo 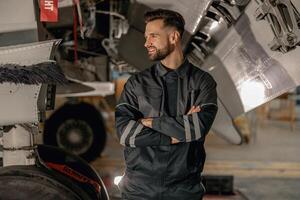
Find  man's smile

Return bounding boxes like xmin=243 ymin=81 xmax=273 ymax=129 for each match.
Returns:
xmin=147 ymin=47 xmax=156 ymax=54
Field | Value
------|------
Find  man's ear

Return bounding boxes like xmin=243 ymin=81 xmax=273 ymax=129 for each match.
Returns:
xmin=170 ymin=30 xmax=180 ymax=44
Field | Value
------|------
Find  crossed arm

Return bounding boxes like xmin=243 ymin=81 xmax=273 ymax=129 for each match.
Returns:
xmin=115 ymin=102 xmax=171 ymax=147
xmin=115 ymin=102 xmax=202 ymax=147
xmin=141 ymin=106 xmax=201 ymax=144
xmin=115 ymin=74 xmax=218 ymax=148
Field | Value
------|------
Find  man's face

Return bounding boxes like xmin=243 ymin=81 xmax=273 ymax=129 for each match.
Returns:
xmin=144 ymin=19 xmax=175 ymax=61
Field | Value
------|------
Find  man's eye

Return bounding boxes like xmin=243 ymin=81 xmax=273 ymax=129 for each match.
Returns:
xmin=145 ymin=34 xmax=157 ymax=40
xmin=149 ymin=34 xmax=158 ymax=38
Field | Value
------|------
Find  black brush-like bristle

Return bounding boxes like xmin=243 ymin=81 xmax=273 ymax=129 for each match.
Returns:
xmin=0 ymin=62 xmax=68 ymax=85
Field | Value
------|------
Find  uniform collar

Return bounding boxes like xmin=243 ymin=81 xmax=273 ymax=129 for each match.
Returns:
xmin=156 ymin=58 xmax=189 ymax=78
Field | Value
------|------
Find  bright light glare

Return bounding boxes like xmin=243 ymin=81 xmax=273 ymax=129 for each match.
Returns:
xmin=240 ymin=80 xmax=266 ymax=111
xmin=210 ymin=21 xmax=219 ymax=30
xmin=114 ymin=175 xmax=123 ymax=186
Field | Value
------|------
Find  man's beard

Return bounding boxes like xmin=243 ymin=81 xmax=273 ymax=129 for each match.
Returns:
xmin=147 ymin=43 xmax=174 ymax=61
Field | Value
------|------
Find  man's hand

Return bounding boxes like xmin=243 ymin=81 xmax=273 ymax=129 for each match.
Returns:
xmin=141 ymin=118 xmax=179 ymax=144
xmin=142 ymin=106 xmax=201 ymax=144
xmin=171 ymin=137 xmax=180 ymax=144
xmin=141 ymin=118 xmax=153 ymax=128
xmin=169 ymin=105 xmax=201 ymax=145
xmin=186 ymin=105 xmax=201 ymax=115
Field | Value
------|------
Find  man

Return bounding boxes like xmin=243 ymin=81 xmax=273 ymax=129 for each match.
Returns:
xmin=115 ymin=9 xmax=218 ymax=200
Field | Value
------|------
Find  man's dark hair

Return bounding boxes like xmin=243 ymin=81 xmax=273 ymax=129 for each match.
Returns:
xmin=144 ymin=9 xmax=185 ymax=37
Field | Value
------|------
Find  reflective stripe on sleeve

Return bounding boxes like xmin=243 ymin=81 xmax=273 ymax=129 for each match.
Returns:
xmin=183 ymin=115 xmax=192 ymax=142
xmin=192 ymin=112 xmax=201 ymax=140
xmin=120 ymin=120 xmax=136 ymax=145
xmin=129 ymin=123 xmax=144 ymax=147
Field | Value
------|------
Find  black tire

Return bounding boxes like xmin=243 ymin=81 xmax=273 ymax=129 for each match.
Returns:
xmin=0 ymin=166 xmax=86 ymax=200
xmin=44 ymin=102 xmax=106 ymax=162
xmin=37 ymin=145 xmax=109 ymax=200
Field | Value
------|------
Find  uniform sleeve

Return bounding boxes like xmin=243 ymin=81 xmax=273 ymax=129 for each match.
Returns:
xmin=152 ymin=73 xmax=218 ymax=142
xmin=115 ymin=77 xmax=171 ymax=147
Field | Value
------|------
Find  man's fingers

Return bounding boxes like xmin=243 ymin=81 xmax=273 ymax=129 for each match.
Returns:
xmin=195 ymin=106 xmax=201 ymax=112
xmin=186 ymin=106 xmax=195 ymax=115
xmin=188 ymin=106 xmax=195 ymax=112
xmin=171 ymin=137 xmax=180 ymax=144
xmin=186 ymin=106 xmax=201 ymax=115
xmin=141 ymin=118 xmax=153 ymax=128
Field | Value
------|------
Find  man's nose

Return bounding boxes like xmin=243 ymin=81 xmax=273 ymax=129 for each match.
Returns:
xmin=144 ymin=39 xmax=151 ymax=48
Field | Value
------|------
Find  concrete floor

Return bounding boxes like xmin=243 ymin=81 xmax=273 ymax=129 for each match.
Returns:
xmin=204 ymin=119 xmax=300 ymax=200
xmin=92 ymin=113 xmax=300 ymax=200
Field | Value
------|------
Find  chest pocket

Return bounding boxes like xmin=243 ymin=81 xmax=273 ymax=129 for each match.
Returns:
xmin=136 ymin=86 xmax=162 ymax=117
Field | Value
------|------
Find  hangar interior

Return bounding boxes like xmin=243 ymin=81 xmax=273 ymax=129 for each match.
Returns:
xmin=0 ymin=0 xmax=300 ymax=200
